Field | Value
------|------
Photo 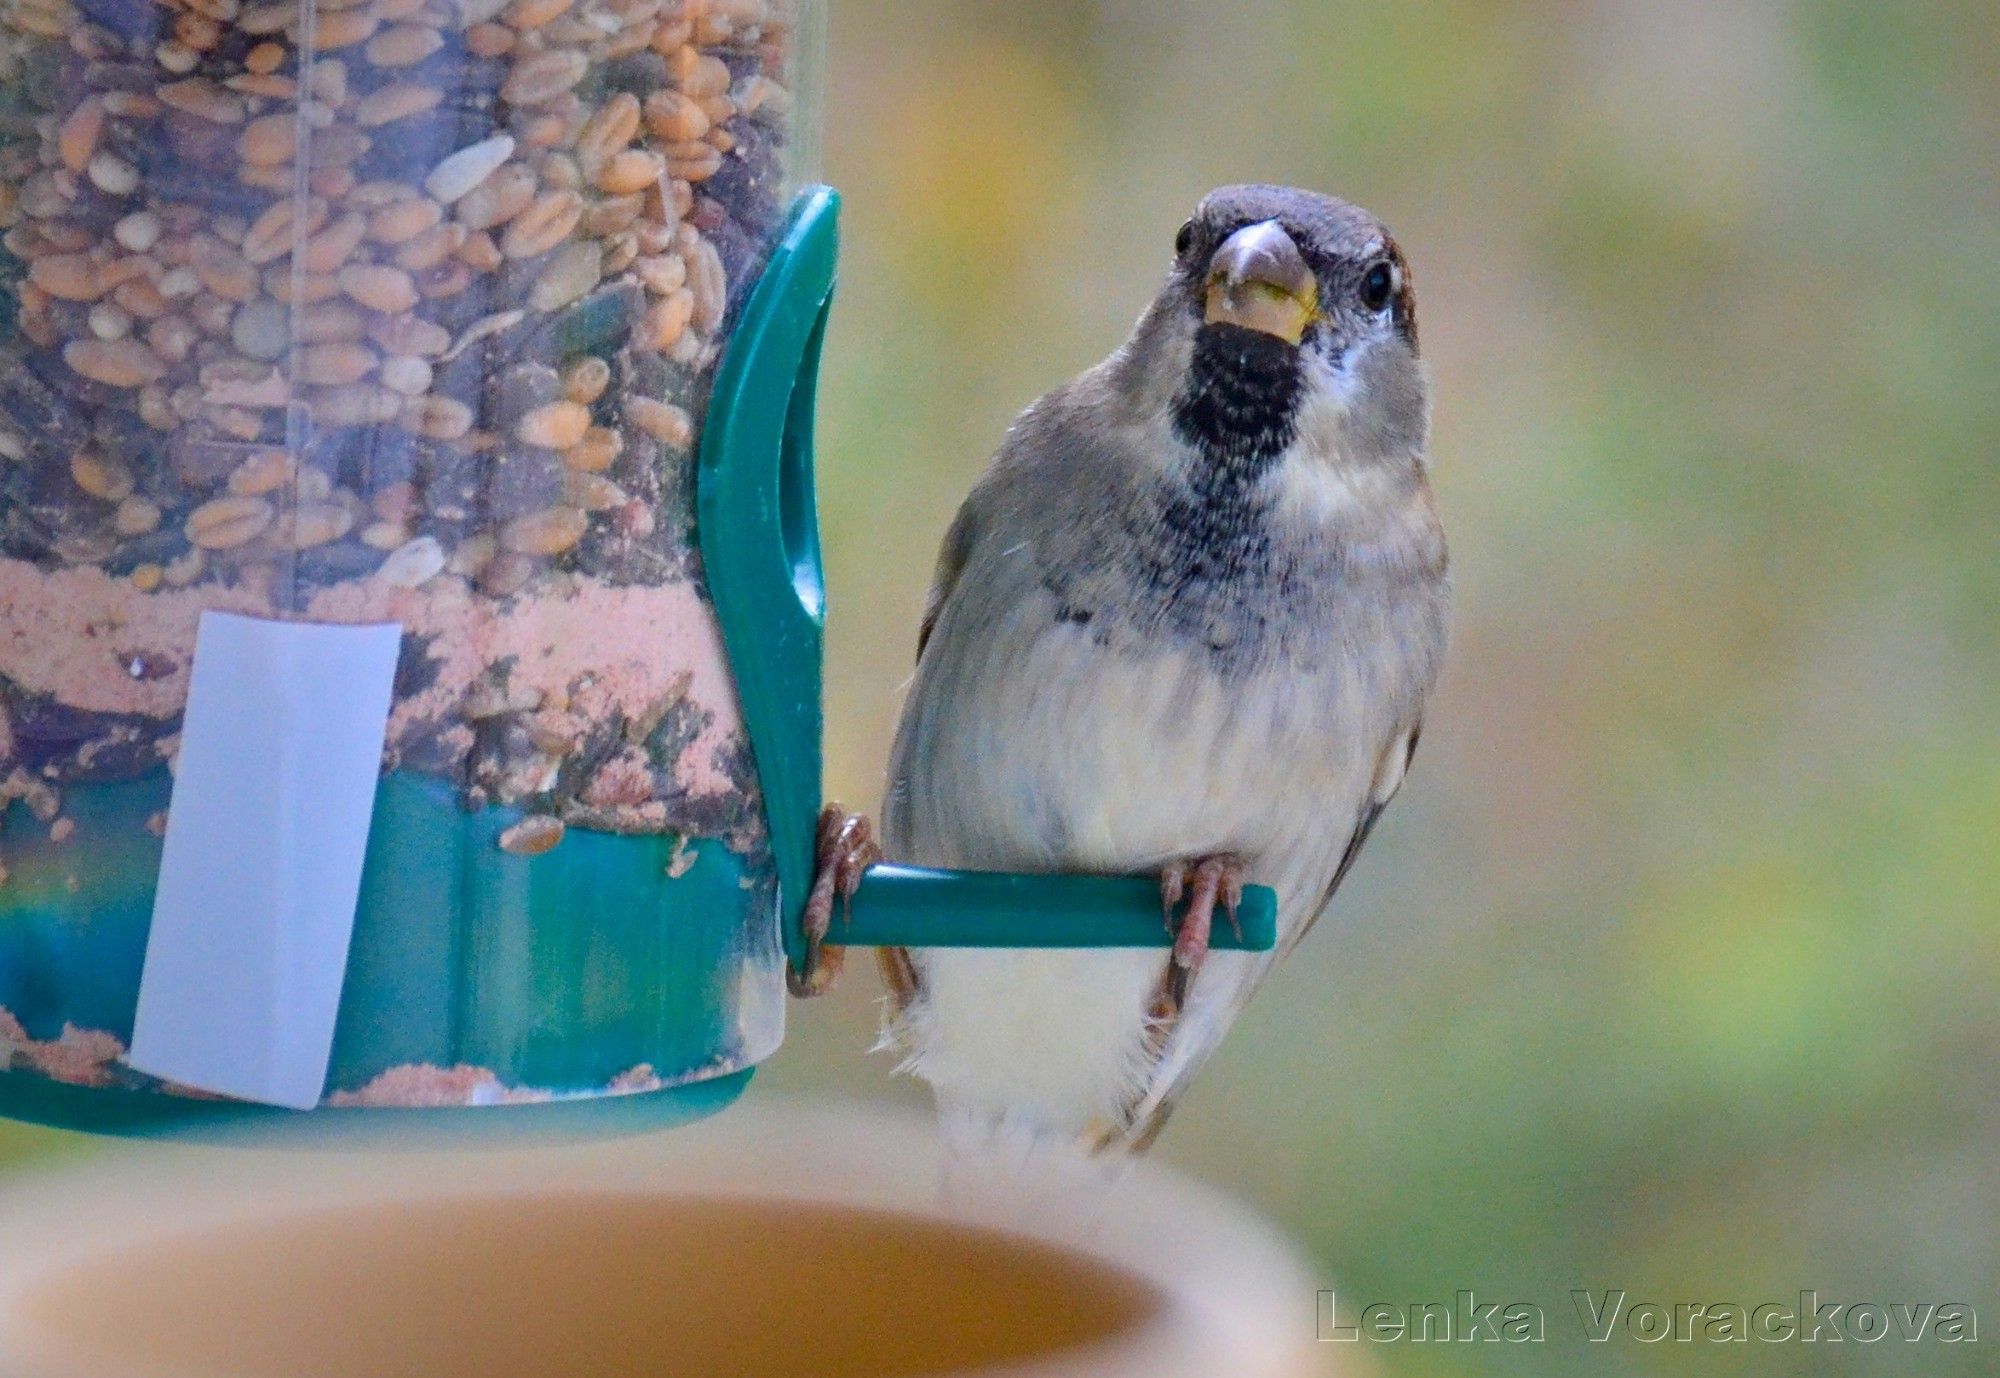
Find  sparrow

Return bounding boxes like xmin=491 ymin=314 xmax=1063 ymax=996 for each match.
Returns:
xmin=799 ymin=184 xmax=1450 ymax=1158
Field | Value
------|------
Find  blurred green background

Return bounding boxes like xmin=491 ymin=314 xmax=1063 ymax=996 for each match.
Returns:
xmin=6 ymin=1 xmax=1996 ymax=1373
xmin=780 ymin=1 xmax=1999 ymax=1374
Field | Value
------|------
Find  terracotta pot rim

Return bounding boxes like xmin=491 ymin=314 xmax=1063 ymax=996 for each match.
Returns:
xmin=0 ymin=1097 xmax=1330 ymax=1378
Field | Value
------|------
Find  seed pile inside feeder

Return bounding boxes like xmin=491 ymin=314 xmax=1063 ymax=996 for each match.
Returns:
xmin=0 ymin=0 xmax=797 ymax=854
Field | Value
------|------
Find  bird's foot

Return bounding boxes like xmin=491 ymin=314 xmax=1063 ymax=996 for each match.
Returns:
xmin=787 ymin=804 xmax=881 ymax=998
xmin=1154 ymin=854 xmax=1246 ymax=1016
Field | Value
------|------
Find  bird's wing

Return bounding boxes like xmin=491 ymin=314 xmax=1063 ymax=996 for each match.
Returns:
xmin=879 ymin=495 xmax=987 ymax=1019
xmin=1283 ymin=722 xmax=1422 ymax=961
xmin=1110 ymin=722 xmax=1424 ymax=1153
xmin=916 ymin=500 xmax=979 ymax=661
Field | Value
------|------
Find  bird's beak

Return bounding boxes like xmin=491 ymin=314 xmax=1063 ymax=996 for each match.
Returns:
xmin=1203 ymin=220 xmax=1318 ymax=345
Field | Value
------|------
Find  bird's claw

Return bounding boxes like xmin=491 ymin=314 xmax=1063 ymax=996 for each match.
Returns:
xmin=787 ymin=804 xmax=881 ymax=998
xmin=1155 ymin=854 xmax=1247 ymax=1014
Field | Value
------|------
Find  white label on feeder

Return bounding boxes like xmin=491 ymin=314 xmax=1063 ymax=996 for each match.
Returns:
xmin=128 ymin=611 xmax=403 ymax=1110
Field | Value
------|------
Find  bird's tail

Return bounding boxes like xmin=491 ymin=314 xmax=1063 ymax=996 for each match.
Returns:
xmin=933 ymin=1094 xmax=1132 ymax=1214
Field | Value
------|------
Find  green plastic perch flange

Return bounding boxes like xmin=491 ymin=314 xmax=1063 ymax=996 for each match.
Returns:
xmin=696 ymin=187 xmax=1278 ymax=968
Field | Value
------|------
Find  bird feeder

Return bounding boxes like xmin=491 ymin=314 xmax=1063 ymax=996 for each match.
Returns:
xmin=0 ymin=0 xmax=1274 ymax=1140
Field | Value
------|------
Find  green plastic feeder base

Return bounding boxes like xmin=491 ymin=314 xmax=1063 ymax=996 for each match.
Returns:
xmin=0 ymin=1067 xmax=752 ymax=1148
xmin=0 ymin=768 xmax=771 ymax=1142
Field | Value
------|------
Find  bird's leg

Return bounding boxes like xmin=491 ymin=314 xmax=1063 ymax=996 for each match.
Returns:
xmin=1152 ymin=854 xmax=1246 ymax=1022
xmin=787 ymin=804 xmax=881 ymax=998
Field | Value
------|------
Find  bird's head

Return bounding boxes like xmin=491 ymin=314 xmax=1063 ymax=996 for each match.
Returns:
xmin=1116 ymin=185 xmax=1426 ymax=479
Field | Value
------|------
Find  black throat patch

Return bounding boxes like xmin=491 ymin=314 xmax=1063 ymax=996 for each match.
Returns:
xmin=1079 ymin=323 xmax=1311 ymax=658
xmin=1169 ymin=322 xmax=1306 ymax=481
xmin=1157 ymin=322 xmax=1306 ymax=576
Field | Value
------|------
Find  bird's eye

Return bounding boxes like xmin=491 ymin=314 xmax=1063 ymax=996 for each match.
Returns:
xmin=1174 ymin=219 xmax=1194 ymax=257
xmin=1359 ymin=260 xmax=1397 ymax=312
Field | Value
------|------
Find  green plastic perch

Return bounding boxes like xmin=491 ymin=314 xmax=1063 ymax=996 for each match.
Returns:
xmin=841 ymin=866 xmax=1277 ymax=951
xmin=696 ymin=186 xmax=1278 ymax=964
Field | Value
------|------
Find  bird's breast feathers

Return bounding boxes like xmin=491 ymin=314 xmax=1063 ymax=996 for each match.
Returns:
xmin=889 ymin=444 xmax=1444 ymax=883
